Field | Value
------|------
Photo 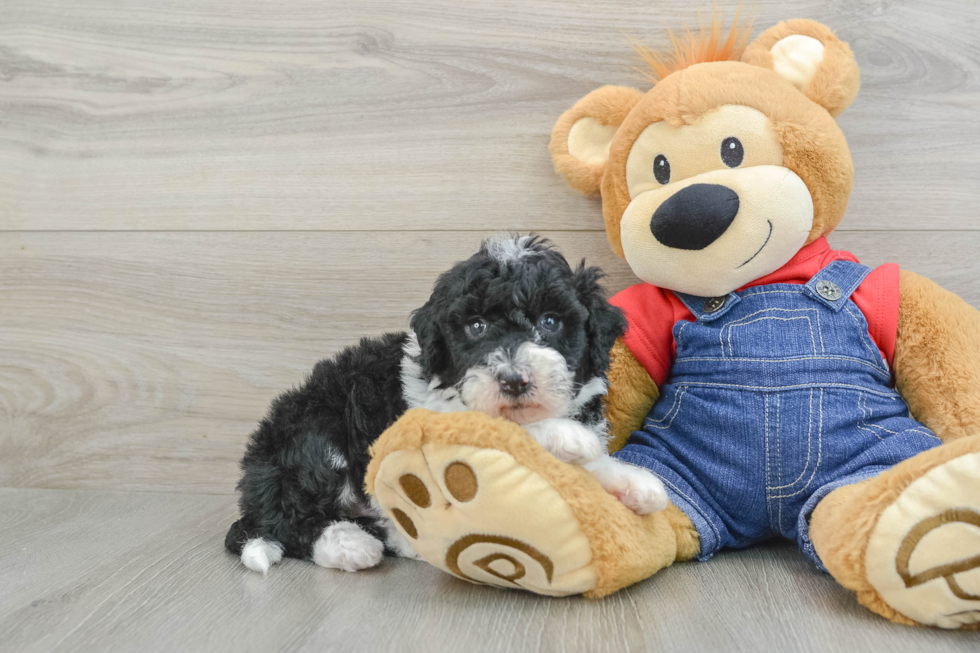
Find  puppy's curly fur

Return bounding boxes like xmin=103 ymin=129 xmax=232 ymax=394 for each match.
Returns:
xmin=225 ymin=235 xmax=629 ymax=573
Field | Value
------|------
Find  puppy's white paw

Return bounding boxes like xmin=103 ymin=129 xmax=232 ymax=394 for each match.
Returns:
xmin=241 ymin=538 xmax=284 ymax=574
xmin=586 ymin=457 xmax=669 ymax=515
xmin=312 ymin=521 xmax=384 ymax=572
xmin=524 ymin=418 xmax=604 ymax=465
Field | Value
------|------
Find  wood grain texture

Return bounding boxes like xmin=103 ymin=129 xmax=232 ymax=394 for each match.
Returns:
xmin=1 ymin=0 xmax=978 ymax=231
xmin=2 ymin=0 xmax=980 ymax=642
xmin=0 ymin=488 xmax=976 ymax=653
xmin=3 ymin=230 xmax=979 ymax=494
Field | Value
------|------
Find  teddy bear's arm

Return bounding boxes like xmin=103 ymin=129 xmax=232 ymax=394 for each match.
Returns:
xmin=893 ymin=269 xmax=980 ymax=442
xmin=604 ymin=338 xmax=660 ymax=453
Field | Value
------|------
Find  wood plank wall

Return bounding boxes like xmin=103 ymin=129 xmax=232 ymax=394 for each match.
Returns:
xmin=2 ymin=0 xmax=978 ymax=494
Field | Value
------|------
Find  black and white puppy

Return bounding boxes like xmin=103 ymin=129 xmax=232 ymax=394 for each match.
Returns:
xmin=225 ymin=235 xmax=668 ymax=575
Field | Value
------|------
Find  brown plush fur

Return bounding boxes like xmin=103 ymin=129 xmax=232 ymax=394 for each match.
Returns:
xmin=546 ymin=17 xmax=980 ymax=624
xmin=365 ymin=408 xmax=684 ymax=598
xmin=894 ymin=270 xmax=980 ymax=443
xmin=633 ymin=9 xmax=754 ymax=83
xmin=809 ymin=435 xmax=980 ymax=628
xmin=365 ymin=18 xmax=980 ymax=618
xmin=549 ymin=86 xmax=644 ymax=197
xmin=598 ymin=62 xmax=855 ymax=256
xmin=742 ymin=19 xmax=860 ymax=118
xmin=604 ymin=338 xmax=660 ymax=454
xmin=602 ymin=340 xmax=700 ymax=561
xmin=552 ymin=66 xmax=856 ymax=257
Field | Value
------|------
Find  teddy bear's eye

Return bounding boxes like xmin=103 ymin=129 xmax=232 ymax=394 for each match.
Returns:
xmin=721 ymin=137 xmax=744 ymax=168
xmin=653 ymin=154 xmax=671 ymax=184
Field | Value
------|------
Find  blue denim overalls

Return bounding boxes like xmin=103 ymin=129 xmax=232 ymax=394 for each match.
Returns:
xmin=614 ymin=260 xmax=941 ymax=568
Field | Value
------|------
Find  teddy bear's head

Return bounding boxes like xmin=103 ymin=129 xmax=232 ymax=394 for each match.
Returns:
xmin=550 ymin=18 xmax=860 ymax=297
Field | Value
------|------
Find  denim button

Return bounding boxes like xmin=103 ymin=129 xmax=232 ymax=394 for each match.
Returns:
xmin=703 ymin=296 xmax=726 ymax=313
xmin=816 ymin=280 xmax=842 ymax=301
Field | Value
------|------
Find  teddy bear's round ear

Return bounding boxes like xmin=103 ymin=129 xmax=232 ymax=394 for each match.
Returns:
xmin=550 ymin=86 xmax=644 ymax=196
xmin=742 ymin=19 xmax=860 ymax=117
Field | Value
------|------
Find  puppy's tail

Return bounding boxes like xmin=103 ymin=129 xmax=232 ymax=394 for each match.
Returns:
xmin=225 ymin=518 xmax=285 ymax=574
xmin=224 ymin=518 xmax=250 ymax=555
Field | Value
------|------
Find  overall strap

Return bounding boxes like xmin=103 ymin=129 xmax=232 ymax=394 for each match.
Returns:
xmin=673 ymin=290 xmax=741 ymax=323
xmin=803 ymin=260 xmax=872 ymax=312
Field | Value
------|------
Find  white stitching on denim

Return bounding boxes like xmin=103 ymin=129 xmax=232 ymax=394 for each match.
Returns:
xmin=672 ymin=355 xmax=891 ymax=378
xmin=770 ymin=388 xmax=824 ymax=500
xmin=855 ymin=392 xmax=886 ymax=442
xmin=776 ymin=393 xmax=782 ymax=484
xmin=811 ymin=262 xmax=870 ymax=301
xmin=675 ymin=381 xmax=901 ymax=397
xmin=723 ymin=306 xmax=819 ymax=322
xmin=644 ymin=388 xmax=687 ymax=430
xmin=908 ymin=429 xmax=943 ymax=442
xmin=776 ymin=393 xmax=784 ymax=531
xmin=764 ymin=394 xmax=773 ymax=529
xmin=676 ymin=320 xmax=692 ymax=353
xmin=857 ymin=392 xmax=893 ymax=441
xmin=855 ymin=396 xmax=940 ymax=442
xmin=718 ymin=306 xmax=812 ymax=356
xmin=842 ymin=303 xmax=885 ymax=370
xmin=727 ymin=316 xmax=817 ymax=356
xmin=768 ymin=388 xmax=816 ymax=491
xmin=722 ymin=308 xmax=821 ymax=356
xmin=651 ymin=472 xmax=722 ymax=544
xmin=740 ymin=289 xmax=802 ymax=297
xmin=818 ymin=313 xmax=826 ymax=353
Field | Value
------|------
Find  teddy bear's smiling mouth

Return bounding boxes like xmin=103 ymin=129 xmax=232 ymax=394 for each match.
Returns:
xmin=737 ymin=220 xmax=773 ymax=269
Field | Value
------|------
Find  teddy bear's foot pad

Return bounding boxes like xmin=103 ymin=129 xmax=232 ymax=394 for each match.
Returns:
xmin=866 ymin=450 xmax=980 ymax=628
xmin=372 ymin=443 xmax=597 ymax=596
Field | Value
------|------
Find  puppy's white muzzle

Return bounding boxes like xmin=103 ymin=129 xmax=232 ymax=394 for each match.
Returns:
xmin=460 ymin=343 xmax=574 ymax=424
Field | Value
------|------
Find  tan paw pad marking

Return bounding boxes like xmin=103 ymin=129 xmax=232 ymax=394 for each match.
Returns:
xmin=399 ymin=473 xmax=431 ymax=508
xmin=444 ymin=462 xmax=477 ymax=502
xmin=446 ymin=534 xmax=554 ymax=587
xmin=897 ymin=508 xmax=980 ymax=601
xmin=373 ymin=444 xmax=596 ymax=596
xmin=866 ymin=451 xmax=980 ymax=628
xmin=391 ymin=508 xmax=418 ymax=539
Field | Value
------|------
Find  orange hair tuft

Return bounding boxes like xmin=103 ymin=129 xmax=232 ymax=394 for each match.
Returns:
xmin=632 ymin=8 xmax=755 ymax=84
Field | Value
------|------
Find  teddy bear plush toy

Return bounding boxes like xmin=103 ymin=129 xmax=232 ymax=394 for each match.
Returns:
xmin=365 ymin=18 xmax=980 ymax=629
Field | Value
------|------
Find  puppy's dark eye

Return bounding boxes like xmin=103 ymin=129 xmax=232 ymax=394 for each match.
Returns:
xmin=464 ymin=318 xmax=488 ymax=339
xmin=653 ymin=154 xmax=670 ymax=185
xmin=721 ymin=137 xmax=743 ymax=168
xmin=536 ymin=314 xmax=561 ymax=333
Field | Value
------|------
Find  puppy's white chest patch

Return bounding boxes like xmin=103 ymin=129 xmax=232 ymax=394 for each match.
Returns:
xmin=400 ymin=333 xmax=469 ymax=413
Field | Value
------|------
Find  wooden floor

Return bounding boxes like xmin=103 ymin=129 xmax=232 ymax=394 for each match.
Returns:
xmin=0 ymin=487 xmax=978 ymax=653
xmin=2 ymin=0 xmax=979 ymax=650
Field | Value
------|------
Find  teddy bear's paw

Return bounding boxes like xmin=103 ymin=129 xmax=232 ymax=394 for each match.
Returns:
xmin=523 ymin=418 xmax=605 ymax=465
xmin=371 ymin=443 xmax=598 ymax=596
xmin=865 ymin=450 xmax=980 ymax=628
xmin=586 ymin=457 xmax=670 ymax=515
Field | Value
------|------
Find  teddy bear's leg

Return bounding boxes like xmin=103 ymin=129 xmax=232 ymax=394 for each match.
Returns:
xmin=809 ymin=435 xmax=980 ymax=628
xmin=365 ymin=409 xmax=692 ymax=597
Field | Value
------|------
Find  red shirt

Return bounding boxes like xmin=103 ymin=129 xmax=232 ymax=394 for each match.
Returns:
xmin=610 ymin=237 xmax=901 ymax=387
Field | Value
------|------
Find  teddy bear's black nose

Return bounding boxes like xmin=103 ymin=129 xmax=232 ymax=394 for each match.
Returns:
xmin=650 ymin=183 xmax=740 ymax=250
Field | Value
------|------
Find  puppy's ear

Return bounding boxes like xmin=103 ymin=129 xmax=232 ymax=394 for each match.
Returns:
xmin=572 ymin=263 xmax=627 ymax=382
xmin=409 ymin=298 xmax=449 ymax=379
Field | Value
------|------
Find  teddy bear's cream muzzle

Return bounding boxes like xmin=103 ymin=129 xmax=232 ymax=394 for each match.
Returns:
xmin=619 ymin=165 xmax=814 ymax=297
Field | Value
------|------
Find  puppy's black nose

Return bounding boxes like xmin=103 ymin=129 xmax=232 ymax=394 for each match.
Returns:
xmin=650 ymin=183 xmax=740 ymax=250
xmin=498 ymin=372 xmax=529 ymax=397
